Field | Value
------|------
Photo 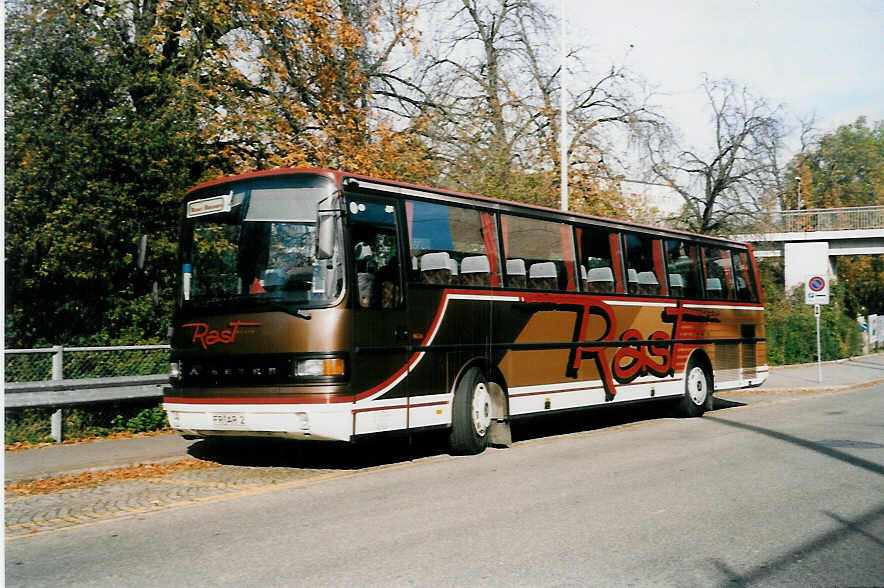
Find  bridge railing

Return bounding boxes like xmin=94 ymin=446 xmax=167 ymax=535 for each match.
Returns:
xmin=751 ymin=206 xmax=884 ymax=233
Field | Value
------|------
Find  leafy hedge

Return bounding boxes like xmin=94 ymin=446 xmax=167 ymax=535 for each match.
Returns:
xmin=760 ymin=261 xmax=863 ymax=365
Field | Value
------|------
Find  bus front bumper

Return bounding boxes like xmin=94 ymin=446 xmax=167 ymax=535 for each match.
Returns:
xmin=163 ymin=401 xmax=354 ymax=442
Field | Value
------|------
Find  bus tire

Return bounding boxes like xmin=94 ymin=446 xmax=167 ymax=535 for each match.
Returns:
xmin=449 ymin=366 xmax=491 ymax=455
xmin=677 ymin=357 xmax=712 ymax=417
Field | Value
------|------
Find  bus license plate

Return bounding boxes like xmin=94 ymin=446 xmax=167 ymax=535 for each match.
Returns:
xmin=211 ymin=413 xmax=247 ymax=428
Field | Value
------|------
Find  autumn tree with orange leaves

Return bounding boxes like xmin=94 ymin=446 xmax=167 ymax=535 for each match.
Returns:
xmin=6 ymin=0 xmax=652 ymax=347
xmin=190 ymin=0 xmax=436 ymax=181
xmin=5 ymin=0 xmax=434 ymax=346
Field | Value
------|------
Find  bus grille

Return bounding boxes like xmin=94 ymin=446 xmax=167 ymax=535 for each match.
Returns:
xmin=179 ymin=357 xmax=294 ymax=386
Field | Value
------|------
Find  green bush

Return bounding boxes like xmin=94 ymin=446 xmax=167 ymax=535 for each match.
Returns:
xmin=5 ymin=401 xmax=169 ymax=444
xmin=4 ymin=408 xmax=55 ymax=444
xmin=763 ymin=280 xmax=862 ymax=365
xmin=125 ymin=406 xmax=169 ymax=433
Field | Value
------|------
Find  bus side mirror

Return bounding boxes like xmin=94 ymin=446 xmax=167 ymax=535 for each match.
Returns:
xmin=316 ymin=212 xmax=337 ymax=260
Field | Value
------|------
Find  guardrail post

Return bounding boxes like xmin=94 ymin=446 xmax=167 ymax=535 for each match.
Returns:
xmin=51 ymin=345 xmax=63 ymax=442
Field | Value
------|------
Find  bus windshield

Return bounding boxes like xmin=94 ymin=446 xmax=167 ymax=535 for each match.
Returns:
xmin=180 ymin=175 xmax=343 ymax=310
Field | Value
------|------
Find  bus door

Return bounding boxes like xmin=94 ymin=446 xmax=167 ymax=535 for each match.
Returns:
xmin=345 ymin=194 xmax=410 ymax=435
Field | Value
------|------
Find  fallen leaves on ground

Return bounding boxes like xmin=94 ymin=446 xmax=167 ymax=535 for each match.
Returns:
xmin=5 ymin=429 xmax=174 ymax=452
xmin=6 ymin=459 xmax=216 ymax=497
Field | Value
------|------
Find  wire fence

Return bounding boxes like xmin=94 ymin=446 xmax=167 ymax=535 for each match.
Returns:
xmin=4 ymin=345 xmax=170 ymax=383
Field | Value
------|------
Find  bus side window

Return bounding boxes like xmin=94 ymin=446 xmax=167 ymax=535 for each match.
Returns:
xmin=406 ymin=200 xmax=500 ymax=288
xmin=702 ymin=246 xmax=736 ymax=300
xmin=576 ymin=226 xmax=617 ymax=293
xmin=622 ymin=233 xmax=662 ymax=296
xmin=664 ymin=239 xmax=702 ymax=299
xmin=347 ymin=198 xmax=403 ymax=309
xmin=501 ymin=214 xmax=577 ymax=291
xmin=732 ymin=249 xmax=758 ymax=301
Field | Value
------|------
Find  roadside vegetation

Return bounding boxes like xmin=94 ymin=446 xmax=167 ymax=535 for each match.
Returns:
xmin=760 ymin=266 xmax=863 ymax=365
xmin=5 ymin=403 xmax=169 ymax=447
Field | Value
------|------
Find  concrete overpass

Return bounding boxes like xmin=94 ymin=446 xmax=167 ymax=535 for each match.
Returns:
xmin=732 ymin=206 xmax=884 ymax=289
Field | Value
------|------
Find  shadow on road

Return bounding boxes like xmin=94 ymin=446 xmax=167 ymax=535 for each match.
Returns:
xmin=704 ymin=415 xmax=884 ymax=477
xmin=187 ymin=432 xmax=452 ymax=470
xmin=511 ymin=396 xmax=744 ymax=443
xmin=187 ymin=395 xmax=747 ymax=469
xmin=710 ymin=503 xmax=884 ymax=587
xmin=712 ymin=397 xmax=746 ymax=410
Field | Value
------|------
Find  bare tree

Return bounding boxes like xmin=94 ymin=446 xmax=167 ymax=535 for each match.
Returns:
xmin=417 ymin=0 xmax=661 ymax=212
xmin=643 ymin=76 xmax=786 ymax=234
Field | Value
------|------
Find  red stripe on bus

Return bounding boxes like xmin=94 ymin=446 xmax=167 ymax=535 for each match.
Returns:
xmin=352 ymin=362 xmax=413 ymax=401
xmin=409 ymin=400 xmax=449 ymax=408
xmin=510 ymin=385 xmax=606 ymax=398
xmin=352 ymin=289 xmax=495 ymax=401
xmin=509 ymin=377 xmax=681 ymax=398
xmin=353 ymin=404 xmax=407 ymax=413
xmin=352 ymin=400 xmax=447 ymax=414
xmin=163 ymin=396 xmax=351 ymax=405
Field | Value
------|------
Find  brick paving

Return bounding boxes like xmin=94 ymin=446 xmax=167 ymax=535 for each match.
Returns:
xmin=5 ymin=462 xmax=336 ymax=538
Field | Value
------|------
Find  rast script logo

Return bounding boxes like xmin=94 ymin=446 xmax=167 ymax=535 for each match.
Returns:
xmin=182 ymin=321 xmax=260 ymax=350
xmin=516 ymin=295 xmax=718 ymax=402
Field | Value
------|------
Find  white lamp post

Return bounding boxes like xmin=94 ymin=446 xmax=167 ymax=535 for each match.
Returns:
xmin=560 ymin=0 xmax=568 ymax=212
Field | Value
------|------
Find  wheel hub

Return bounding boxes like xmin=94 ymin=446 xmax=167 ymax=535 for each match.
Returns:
xmin=687 ymin=366 xmax=708 ymax=405
xmin=471 ymin=382 xmax=492 ymax=437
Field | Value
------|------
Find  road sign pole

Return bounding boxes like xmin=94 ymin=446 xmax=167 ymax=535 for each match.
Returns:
xmin=815 ymin=304 xmax=822 ymax=383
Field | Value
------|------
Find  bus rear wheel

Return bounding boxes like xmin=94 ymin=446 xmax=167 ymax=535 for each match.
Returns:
xmin=677 ymin=358 xmax=712 ymax=417
xmin=449 ymin=366 xmax=491 ymax=455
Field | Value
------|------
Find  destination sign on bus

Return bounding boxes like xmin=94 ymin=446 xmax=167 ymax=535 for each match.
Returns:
xmin=187 ymin=193 xmax=233 ymax=218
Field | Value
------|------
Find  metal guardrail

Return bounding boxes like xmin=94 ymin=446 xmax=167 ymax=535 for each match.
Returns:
xmin=4 ymin=375 xmax=169 ymax=409
xmin=4 ymin=345 xmax=170 ymax=442
xmin=753 ymin=206 xmax=884 ymax=233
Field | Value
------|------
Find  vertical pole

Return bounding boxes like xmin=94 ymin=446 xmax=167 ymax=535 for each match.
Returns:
xmin=51 ymin=345 xmax=64 ymax=442
xmin=815 ymin=305 xmax=822 ymax=383
xmin=559 ymin=0 xmax=568 ymax=212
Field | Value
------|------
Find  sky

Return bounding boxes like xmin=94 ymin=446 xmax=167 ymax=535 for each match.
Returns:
xmin=565 ymin=0 xmax=883 ymax=158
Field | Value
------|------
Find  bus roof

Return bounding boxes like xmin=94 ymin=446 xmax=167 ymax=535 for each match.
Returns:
xmin=186 ymin=167 xmax=750 ymax=248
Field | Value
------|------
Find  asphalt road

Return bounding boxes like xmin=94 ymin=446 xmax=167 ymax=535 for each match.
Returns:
xmin=7 ymin=385 xmax=884 ymax=587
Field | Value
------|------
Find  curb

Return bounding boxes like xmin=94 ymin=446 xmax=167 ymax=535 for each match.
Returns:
xmin=726 ymin=377 xmax=884 ymax=396
xmin=768 ymin=354 xmax=884 ymax=371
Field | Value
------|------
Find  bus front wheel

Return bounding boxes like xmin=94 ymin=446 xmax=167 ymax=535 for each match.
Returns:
xmin=677 ymin=358 xmax=712 ymax=417
xmin=449 ymin=366 xmax=491 ymax=455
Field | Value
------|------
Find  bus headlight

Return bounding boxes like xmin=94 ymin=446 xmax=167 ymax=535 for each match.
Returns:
xmin=295 ymin=357 xmax=345 ymax=377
